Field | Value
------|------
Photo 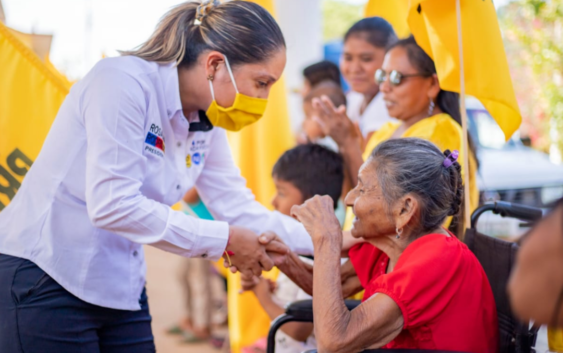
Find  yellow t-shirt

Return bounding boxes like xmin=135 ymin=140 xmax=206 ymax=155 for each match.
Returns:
xmin=343 ymin=113 xmax=479 ymax=230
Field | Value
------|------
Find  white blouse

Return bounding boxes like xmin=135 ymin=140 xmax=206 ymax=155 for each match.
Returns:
xmin=0 ymin=56 xmax=313 ymax=310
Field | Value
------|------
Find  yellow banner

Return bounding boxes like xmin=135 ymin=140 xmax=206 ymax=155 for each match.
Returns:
xmin=407 ymin=0 xmax=521 ymax=141
xmin=364 ymin=0 xmax=410 ymax=38
xmin=0 ymin=21 xmax=69 ymax=210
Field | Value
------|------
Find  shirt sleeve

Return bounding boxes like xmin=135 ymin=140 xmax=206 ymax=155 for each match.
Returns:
xmin=82 ymin=68 xmax=228 ymax=260
xmin=195 ymin=128 xmax=314 ymax=256
xmin=369 ymin=237 xmax=464 ymax=329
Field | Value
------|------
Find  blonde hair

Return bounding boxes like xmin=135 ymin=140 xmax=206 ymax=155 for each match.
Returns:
xmin=121 ymin=0 xmax=285 ymax=67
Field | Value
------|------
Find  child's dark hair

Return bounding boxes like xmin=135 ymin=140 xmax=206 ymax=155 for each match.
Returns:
xmin=272 ymin=144 xmax=344 ymax=209
xmin=304 ymin=81 xmax=347 ymax=108
xmin=303 ymin=60 xmax=341 ymax=87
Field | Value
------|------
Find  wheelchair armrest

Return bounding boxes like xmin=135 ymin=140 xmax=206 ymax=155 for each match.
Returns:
xmin=284 ymin=300 xmax=313 ymax=321
xmin=267 ymin=300 xmax=363 ymax=353
xmin=285 ymin=299 xmax=361 ymax=322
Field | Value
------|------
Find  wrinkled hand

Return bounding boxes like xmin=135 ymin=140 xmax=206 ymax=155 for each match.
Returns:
xmin=312 ymin=95 xmax=358 ymax=147
xmin=290 ymin=195 xmax=342 ymax=244
xmin=224 ymin=226 xmax=289 ymax=278
xmin=224 ymin=228 xmax=289 ymax=278
xmin=259 ymin=231 xmax=290 ymax=267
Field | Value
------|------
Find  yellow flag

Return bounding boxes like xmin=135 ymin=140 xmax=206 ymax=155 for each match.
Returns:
xmin=225 ymin=1 xmax=294 ymax=353
xmin=0 ymin=21 xmax=69 ymax=210
xmin=406 ymin=0 xmax=521 ymax=141
xmin=364 ymin=0 xmax=410 ymax=38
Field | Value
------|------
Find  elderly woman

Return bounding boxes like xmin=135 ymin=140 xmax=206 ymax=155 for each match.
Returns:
xmin=285 ymin=138 xmax=498 ymax=353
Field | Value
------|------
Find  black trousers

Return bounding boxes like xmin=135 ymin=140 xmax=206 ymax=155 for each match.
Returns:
xmin=0 ymin=253 xmax=155 ymax=353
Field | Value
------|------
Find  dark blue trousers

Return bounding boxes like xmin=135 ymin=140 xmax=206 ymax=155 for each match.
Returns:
xmin=0 ymin=254 xmax=155 ymax=353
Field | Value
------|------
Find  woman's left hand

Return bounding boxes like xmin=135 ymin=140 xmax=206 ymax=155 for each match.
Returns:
xmin=290 ymin=195 xmax=342 ymax=244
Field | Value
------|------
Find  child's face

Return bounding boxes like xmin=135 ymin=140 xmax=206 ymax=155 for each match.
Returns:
xmin=271 ymin=177 xmax=305 ymax=216
xmin=301 ymin=79 xmax=312 ymax=98
xmin=302 ymin=101 xmax=326 ymax=142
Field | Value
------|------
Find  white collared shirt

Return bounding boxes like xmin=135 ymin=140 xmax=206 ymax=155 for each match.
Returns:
xmin=346 ymin=91 xmax=397 ymax=138
xmin=0 ymin=56 xmax=313 ymax=310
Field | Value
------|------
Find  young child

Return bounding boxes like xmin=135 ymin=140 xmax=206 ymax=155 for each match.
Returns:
xmin=250 ymin=144 xmax=344 ymax=353
xmin=301 ymin=80 xmax=347 ymax=151
xmin=301 ymin=60 xmax=342 ymax=98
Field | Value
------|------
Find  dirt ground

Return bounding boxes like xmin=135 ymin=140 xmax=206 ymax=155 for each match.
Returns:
xmin=145 ymin=245 xmax=227 ymax=353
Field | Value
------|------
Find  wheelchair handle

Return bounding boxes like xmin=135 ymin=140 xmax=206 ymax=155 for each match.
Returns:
xmin=470 ymin=201 xmax=543 ymax=229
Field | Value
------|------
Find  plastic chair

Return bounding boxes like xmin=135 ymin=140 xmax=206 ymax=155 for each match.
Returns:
xmin=265 ymin=201 xmax=542 ymax=353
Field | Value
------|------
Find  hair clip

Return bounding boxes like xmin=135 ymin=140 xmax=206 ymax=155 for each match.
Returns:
xmin=443 ymin=150 xmax=459 ymax=169
xmin=195 ymin=0 xmax=220 ymax=25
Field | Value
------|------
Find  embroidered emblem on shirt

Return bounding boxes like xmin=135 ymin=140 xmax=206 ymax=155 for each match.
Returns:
xmin=144 ymin=124 xmax=165 ymax=157
xmin=186 ymin=154 xmax=192 ymax=168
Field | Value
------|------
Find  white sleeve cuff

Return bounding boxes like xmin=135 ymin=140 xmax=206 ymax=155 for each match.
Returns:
xmin=191 ymin=218 xmax=229 ymax=261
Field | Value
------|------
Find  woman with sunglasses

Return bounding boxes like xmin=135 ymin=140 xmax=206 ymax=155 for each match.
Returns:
xmin=314 ymin=35 xmax=479 ymax=233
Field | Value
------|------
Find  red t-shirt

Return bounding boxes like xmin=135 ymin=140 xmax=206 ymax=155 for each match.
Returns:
xmin=349 ymin=233 xmax=498 ymax=353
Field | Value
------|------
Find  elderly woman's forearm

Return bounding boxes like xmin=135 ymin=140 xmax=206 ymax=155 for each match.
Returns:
xmin=277 ymin=251 xmax=314 ymax=295
xmin=313 ymin=237 xmax=352 ymax=352
xmin=313 ymin=239 xmax=402 ymax=352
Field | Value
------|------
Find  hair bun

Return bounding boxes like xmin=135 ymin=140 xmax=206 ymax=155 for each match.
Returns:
xmin=195 ymin=0 xmax=220 ymax=24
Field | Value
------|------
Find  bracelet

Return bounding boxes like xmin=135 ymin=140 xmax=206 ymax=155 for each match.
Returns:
xmin=224 ymin=250 xmax=233 ymax=267
xmin=224 ymin=228 xmax=234 ymax=267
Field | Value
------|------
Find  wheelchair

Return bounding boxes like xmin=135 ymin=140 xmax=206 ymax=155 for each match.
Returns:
xmin=266 ymin=201 xmax=543 ymax=353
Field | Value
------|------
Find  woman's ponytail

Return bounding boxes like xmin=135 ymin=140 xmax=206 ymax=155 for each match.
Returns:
xmin=121 ymin=0 xmax=285 ymax=68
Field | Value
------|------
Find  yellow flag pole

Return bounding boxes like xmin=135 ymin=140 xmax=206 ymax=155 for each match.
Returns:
xmin=456 ymin=0 xmax=471 ymax=233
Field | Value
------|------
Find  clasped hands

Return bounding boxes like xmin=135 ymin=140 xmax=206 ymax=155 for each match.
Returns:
xmin=229 ymin=196 xmax=343 ymax=290
xmin=223 ymin=226 xmax=290 ymax=278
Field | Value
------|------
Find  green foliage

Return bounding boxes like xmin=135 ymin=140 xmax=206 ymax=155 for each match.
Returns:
xmin=322 ymin=0 xmax=364 ymax=42
xmin=500 ymin=0 xmax=563 ymax=160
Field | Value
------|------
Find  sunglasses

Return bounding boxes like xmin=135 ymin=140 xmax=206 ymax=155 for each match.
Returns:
xmin=375 ymin=69 xmax=430 ymax=86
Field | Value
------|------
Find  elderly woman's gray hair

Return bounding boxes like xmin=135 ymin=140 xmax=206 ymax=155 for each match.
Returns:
xmin=368 ymin=138 xmax=464 ymax=234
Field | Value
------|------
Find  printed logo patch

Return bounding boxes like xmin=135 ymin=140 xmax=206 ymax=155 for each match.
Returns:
xmin=193 ymin=152 xmax=201 ymax=165
xmin=144 ymin=124 xmax=165 ymax=158
xmin=145 ymin=132 xmax=165 ymax=152
xmin=186 ymin=154 xmax=192 ymax=168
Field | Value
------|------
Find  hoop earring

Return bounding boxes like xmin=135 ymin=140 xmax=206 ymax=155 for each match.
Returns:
xmin=428 ymin=99 xmax=435 ymax=117
xmin=396 ymin=227 xmax=403 ymax=239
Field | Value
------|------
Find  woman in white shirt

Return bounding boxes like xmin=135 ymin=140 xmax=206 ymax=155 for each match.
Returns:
xmin=341 ymin=17 xmax=398 ymax=142
xmin=0 ymin=1 xmax=312 ymax=352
